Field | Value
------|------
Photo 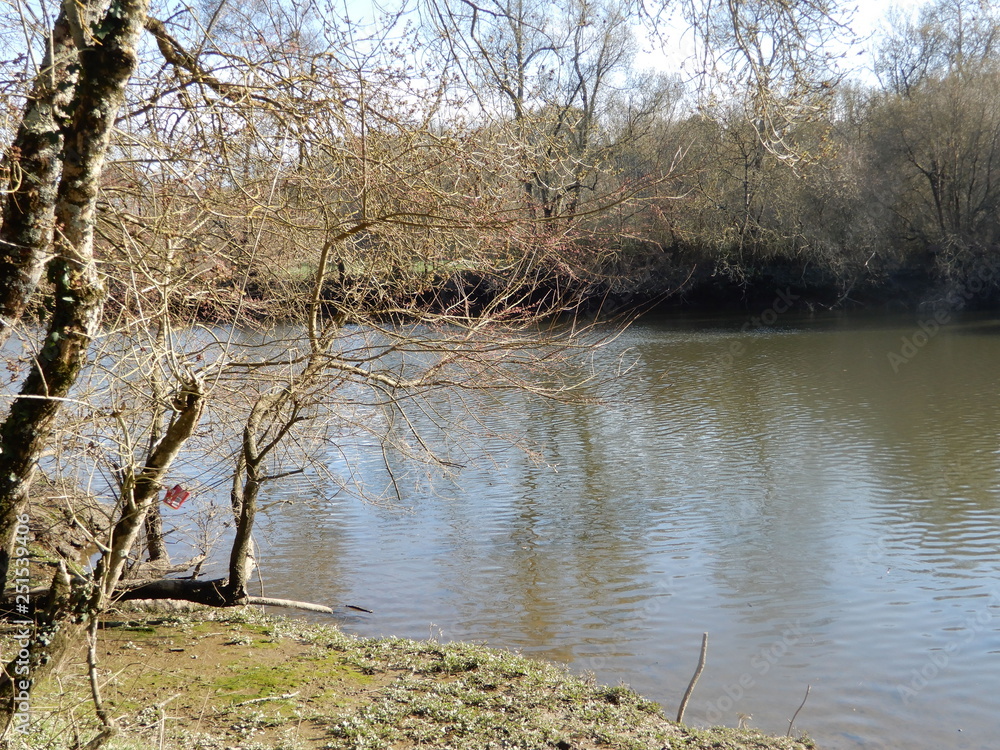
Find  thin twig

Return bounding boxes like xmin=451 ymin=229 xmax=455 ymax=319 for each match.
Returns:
xmin=153 ymin=693 xmax=181 ymax=750
xmin=787 ymin=684 xmax=811 ymax=737
xmin=676 ymin=632 xmax=708 ymax=724
xmin=86 ymin=619 xmax=114 ymax=730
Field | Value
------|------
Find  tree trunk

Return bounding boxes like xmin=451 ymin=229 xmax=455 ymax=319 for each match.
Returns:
xmin=143 ymin=323 xmax=171 ymax=563
xmin=0 ymin=0 xmax=152 ymax=648
xmin=0 ymin=247 xmax=105 ymax=590
xmin=115 ymin=577 xmax=334 ymax=613
xmin=144 ymin=508 xmax=169 ymax=563
xmin=0 ymin=10 xmax=79 ymax=346
xmin=227 ymin=470 xmax=259 ymax=601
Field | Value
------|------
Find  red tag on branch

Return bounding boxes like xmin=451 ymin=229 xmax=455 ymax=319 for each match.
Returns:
xmin=163 ymin=484 xmax=191 ymax=509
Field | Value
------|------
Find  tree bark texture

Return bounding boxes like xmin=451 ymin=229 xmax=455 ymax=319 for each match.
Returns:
xmin=0 ymin=10 xmax=79 ymax=345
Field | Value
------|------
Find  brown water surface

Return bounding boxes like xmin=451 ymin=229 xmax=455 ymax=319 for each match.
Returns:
xmin=255 ymin=311 xmax=1000 ymax=750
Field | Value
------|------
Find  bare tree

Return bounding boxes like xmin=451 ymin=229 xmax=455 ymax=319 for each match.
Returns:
xmin=871 ymin=0 xmax=1000 ymax=277
xmin=0 ymin=0 xmax=155 ymax=738
xmin=0 ymin=0 xmax=152 ymax=595
xmin=0 ymin=1 xmax=625 ymax=742
xmin=875 ymin=0 xmax=1000 ymax=97
xmin=680 ymin=0 xmax=855 ymax=164
xmin=425 ymin=0 xmax=673 ymax=223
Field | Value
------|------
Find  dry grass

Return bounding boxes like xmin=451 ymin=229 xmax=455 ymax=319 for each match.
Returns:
xmin=5 ymin=609 xmax=816 ymax=750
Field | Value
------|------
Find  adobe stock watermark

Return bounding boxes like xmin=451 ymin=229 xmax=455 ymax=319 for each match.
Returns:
xmin=699 ymin=619 xmax=805 ymax=725
xmin=10 ymin=512 xmax=33 ymax=734
xmin=714 ymin=288 xmax=800 ymax=368
xmin=888 ymin=260 xmax=1000 ymax=373
xmin=896 ymin=588 xmax=1000 ymax=705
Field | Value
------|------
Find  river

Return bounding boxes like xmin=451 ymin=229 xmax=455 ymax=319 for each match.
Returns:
xmin=238 ymin=311 xmax=1000 ymax=750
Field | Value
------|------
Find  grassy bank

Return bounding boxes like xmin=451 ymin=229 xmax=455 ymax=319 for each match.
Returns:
xmin=6 ymin=609 xmax=816 ymax=750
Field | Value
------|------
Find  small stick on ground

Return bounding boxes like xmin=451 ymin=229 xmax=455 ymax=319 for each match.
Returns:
xmin=236 ymin=691 xmax=300 ymax=707
xmin=676 ymin=632 xmax=708 ymax=724
xmin=244 ymin=596 xmax=334 ymax=614
xmin=787 ymin=684 xmax=811 ymax=737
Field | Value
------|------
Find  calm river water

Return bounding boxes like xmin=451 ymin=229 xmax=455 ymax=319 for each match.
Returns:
xmin=252 ymin=311 xmax=1000 ymax=750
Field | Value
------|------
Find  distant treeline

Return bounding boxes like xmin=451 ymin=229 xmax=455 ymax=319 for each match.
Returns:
xmin=38 ymin=0 xmax=1000 ymax=322
xmin=601 ymin=0 xmax=1000 ymax=313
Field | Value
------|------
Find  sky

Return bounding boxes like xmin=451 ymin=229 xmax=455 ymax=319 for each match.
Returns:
xmin=342 ymin=0 xmax=937 ymax=84
xmin=630 ymin=0 xmax=932 ymax=82
xmin=0 ymin=0 xmax=940 ymax=98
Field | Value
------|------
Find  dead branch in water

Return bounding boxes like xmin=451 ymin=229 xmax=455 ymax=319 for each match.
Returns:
xmin=787 ymin=684 xmax=811 ymax=737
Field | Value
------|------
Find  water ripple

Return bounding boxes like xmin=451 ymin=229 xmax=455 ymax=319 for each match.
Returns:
xmin=257 ymin=312 xmax=1000 ymax=750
